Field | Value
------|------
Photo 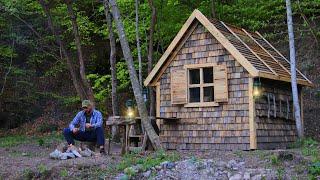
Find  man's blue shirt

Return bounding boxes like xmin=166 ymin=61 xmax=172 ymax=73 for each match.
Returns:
xmin=69 ymin=109 xmax=103 ymax=132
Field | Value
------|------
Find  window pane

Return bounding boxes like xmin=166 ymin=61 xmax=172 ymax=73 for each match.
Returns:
xmin=189 ymin=87 xmax=200 ymax=103
xmin=189 ymin=69 xmax=200 ymax=84
xmin=203 ymin=67 xmax=213 ymax=83
xmin=203 ymin=86 xmax=214 ymax=102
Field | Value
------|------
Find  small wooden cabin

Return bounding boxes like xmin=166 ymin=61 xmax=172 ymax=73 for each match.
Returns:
xmin=144 ymin=10 xmax=312 ymax=150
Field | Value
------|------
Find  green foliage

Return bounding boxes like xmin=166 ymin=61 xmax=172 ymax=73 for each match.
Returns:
xmin=60 ymin=168 xmax=68 ymax=177
xmin=290 ymin=138 xmax=319 ymax=161
xmin=37 ymin=164 xmax=47 ymax=174
xmin=276 ymin=167 xmax=285 ymax=180
xmin=309 ymin=162 xmax=320 ymax=179
xmin=270 ymin=155 xmax=280 ymax=166
xmin=117 ymin=150 xmax=180 ymax=173
xmin=0 ymin=0 xmax=319 ymax=130
xmin=290 ymin=138 xmax=320 ymax=179
xmin=38 ymin=138 xmax=44 ymax=146
xmin=0 ymin=135 xmax=28 ymax=147
xmin=0 ymin=133 xmax=63 ymax=148
xmin=87 ymin=73 xmax=112 ymax=102
xmin=22 ymin=168 xmax=34 ymax=179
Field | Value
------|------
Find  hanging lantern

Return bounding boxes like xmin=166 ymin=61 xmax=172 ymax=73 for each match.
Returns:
xmin=125 ymin=99 xmax=134 ymax=118
xmin=142 ymin=88 xmax=149 ymax=102
xmin=253 ymin=79 xmax=262 ymax=98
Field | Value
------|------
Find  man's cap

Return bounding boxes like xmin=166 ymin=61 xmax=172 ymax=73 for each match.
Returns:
xmin=82 ymin=100 xmax=92 ymax=108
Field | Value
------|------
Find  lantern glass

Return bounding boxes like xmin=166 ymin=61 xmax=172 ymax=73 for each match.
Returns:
xmin=253 ymin=80 xmax=262 ymax=98
xmin=142 ymin=88 xmax=148 ymax=102
xmin=127 ymin=107 xmax=134 ymax=118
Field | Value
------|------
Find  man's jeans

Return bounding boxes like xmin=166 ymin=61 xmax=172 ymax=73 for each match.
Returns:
xmin=63 ymin=127 xmax=105 ymax=146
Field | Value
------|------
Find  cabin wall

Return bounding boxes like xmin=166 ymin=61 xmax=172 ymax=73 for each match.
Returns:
xmin=158 ymin=24 xmax=250 ymax=150
xmin=255 ymin=79 xmax=298 ymax=149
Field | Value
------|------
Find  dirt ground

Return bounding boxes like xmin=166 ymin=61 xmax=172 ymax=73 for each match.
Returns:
xmin=0 ymin=140 xmax=123 ymax=179
xmin=0 ymin=138 xmax=314 ymax=180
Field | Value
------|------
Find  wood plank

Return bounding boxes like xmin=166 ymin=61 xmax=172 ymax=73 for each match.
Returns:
xmin=220 ymin=21 xmax=277 ymax=76
xmin=242 ymin=29 xmax=292 ymax=76
xmin=255 ymin=31 xmax=312 ymax=85
xmin=156 ymin=82 xmax=161 ymax=128
xmin=249 ymin=78 xmax=257 ymax=149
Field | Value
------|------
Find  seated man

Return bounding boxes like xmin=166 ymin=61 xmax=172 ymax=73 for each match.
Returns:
xmin=63 ymin=100 xmax=106 ymax=154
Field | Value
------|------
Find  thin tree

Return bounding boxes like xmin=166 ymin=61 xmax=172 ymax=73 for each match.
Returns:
xmin=108 ymin=0 xmax=162 ymax=149
xmin=103 ymin=0 xmax=120 ymax=140
xmin=65 ymin=0 xmax=95 ymax=104
xmin=285 ymin=0 xmax=303 ymax=137
xmin=135 ymin=0 xmax=143 ymax=88
xmin=39 ymin=0 xmax=87 ymax=100
xmin=147 ymin=0 xmax=156 ymax=116
xmin=211 ymin=0 xmax=216 ymax=18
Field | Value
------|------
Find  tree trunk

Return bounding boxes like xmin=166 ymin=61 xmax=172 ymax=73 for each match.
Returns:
xmin=108 ymin=0 xmax=162 ymax=150
xmin=65 ymin=0 xmax=95 ymax=104
xmin=285 ymin=0 xmax=303 ymax=137
xmin=147 ymin=0 xmax=157 ymax=117
xmin=103 ymin=0 xmax=120 ymax=140
xmin=211 ymin=0 xmax=216 ymax=18
xmin=39 ymin=0 xmax=87 ymax=101
xmin=135 ymin=0 xmax=143 ymax=88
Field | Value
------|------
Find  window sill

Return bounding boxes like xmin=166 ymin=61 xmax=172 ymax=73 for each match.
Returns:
xmin=184 ymin=102 xmax=219 ymax=107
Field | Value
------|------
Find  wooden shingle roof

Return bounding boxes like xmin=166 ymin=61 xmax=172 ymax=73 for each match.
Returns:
xmin=144 ymin=9 xmax=312 ymax=86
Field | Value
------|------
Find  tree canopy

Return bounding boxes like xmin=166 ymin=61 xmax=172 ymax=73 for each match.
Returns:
xmin=0 ymin=0 xmax=319 ymax=130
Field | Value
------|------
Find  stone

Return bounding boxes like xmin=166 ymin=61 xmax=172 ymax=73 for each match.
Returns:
xmin=155 ymin=165 xmax=162 ymax=170
xmin=243 ymin=172 xmax=251 ymax=180
xmin=71 ymin=149 xmax=82 ymax=158
xmin=216 ymin=161 xmax=227 ymax=168
xmin=227 ymin=160 xmax=237 ymax=169
xmin=49 ymin=149 xmax=62 ymax=159
xmin=229 ymin=173 xmax=242 ymax=180
xmin=119 ymin=174 xmax=129 ymax=180
xmin=143 ymin=170 xmax=151 ymax=178
xmin=132 ymin=164 xmax=143 ymax=173
xmin=251 ymin=174 xmax=262 ymax=180
xmin=80 ymin=148 xmax=93 ymax=157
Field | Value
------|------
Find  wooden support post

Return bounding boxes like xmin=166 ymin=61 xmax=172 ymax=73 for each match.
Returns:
xmin=156 ymin=82 xmax=161 ymax=128
xmin=300 ymin=88 xmax=304 ymax=133
xmin=249 ymin=78 xmax=257 ymax=149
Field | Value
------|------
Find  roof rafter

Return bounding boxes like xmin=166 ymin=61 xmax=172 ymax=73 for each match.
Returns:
xmin=220 ymin=21 xmax=278 ymax=76
xmin=255 ymin=32 xmax=312 ymax=84
xmin=144 ymin=9 xmax=312 ymax=87
xmin=241 ymin=29 xmax=291 ymax=76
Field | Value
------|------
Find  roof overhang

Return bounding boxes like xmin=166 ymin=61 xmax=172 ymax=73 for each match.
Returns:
xmin=144 ymin=9 xmax=313 ymax=87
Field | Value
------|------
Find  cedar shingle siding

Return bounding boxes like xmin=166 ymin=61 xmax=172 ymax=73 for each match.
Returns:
xmin=255 ymin=79 xmax=298 ymax=149
xmin=159 ymin=24 xmax=251 ymax=150
xmin=145 ymin=10 xmax=311 ymax=150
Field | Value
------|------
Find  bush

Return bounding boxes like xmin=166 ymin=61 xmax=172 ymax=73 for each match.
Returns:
xmin=309 ymin=162 xmax=320 ymax=179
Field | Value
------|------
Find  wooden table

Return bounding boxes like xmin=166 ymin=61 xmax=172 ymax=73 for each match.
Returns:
xmin=106 ymin=116 xmax=179 ymax=154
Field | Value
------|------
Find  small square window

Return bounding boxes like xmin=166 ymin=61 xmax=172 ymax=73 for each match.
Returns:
xmin=203 ymin=67 xmax=213 ymax=83
xmin=189 ymin=87 xmax=200 ymax=102
xmin=203 ymin=86 xmax=214 ymax=102
xmin=189 ymin=69 xmax=200 ymax=84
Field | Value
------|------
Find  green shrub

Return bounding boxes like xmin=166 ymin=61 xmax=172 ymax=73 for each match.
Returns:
xmin=270 ymin=155 xmax=280 ymax=165
xmin=38 ymin=138 xmax=44 ymax=146
xmin=309 ymin=162 xmax=320 ymax=179
xmin=60 ymin=169 xmax=68 ymax=177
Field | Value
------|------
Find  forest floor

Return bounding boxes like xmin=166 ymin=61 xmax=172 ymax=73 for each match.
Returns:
xmin=0 ymin=133 xmax=319 ymax=180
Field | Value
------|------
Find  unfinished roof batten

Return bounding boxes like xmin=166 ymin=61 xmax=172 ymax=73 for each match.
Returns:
xmin=144 ymin=9 xmax=312 ymax=87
